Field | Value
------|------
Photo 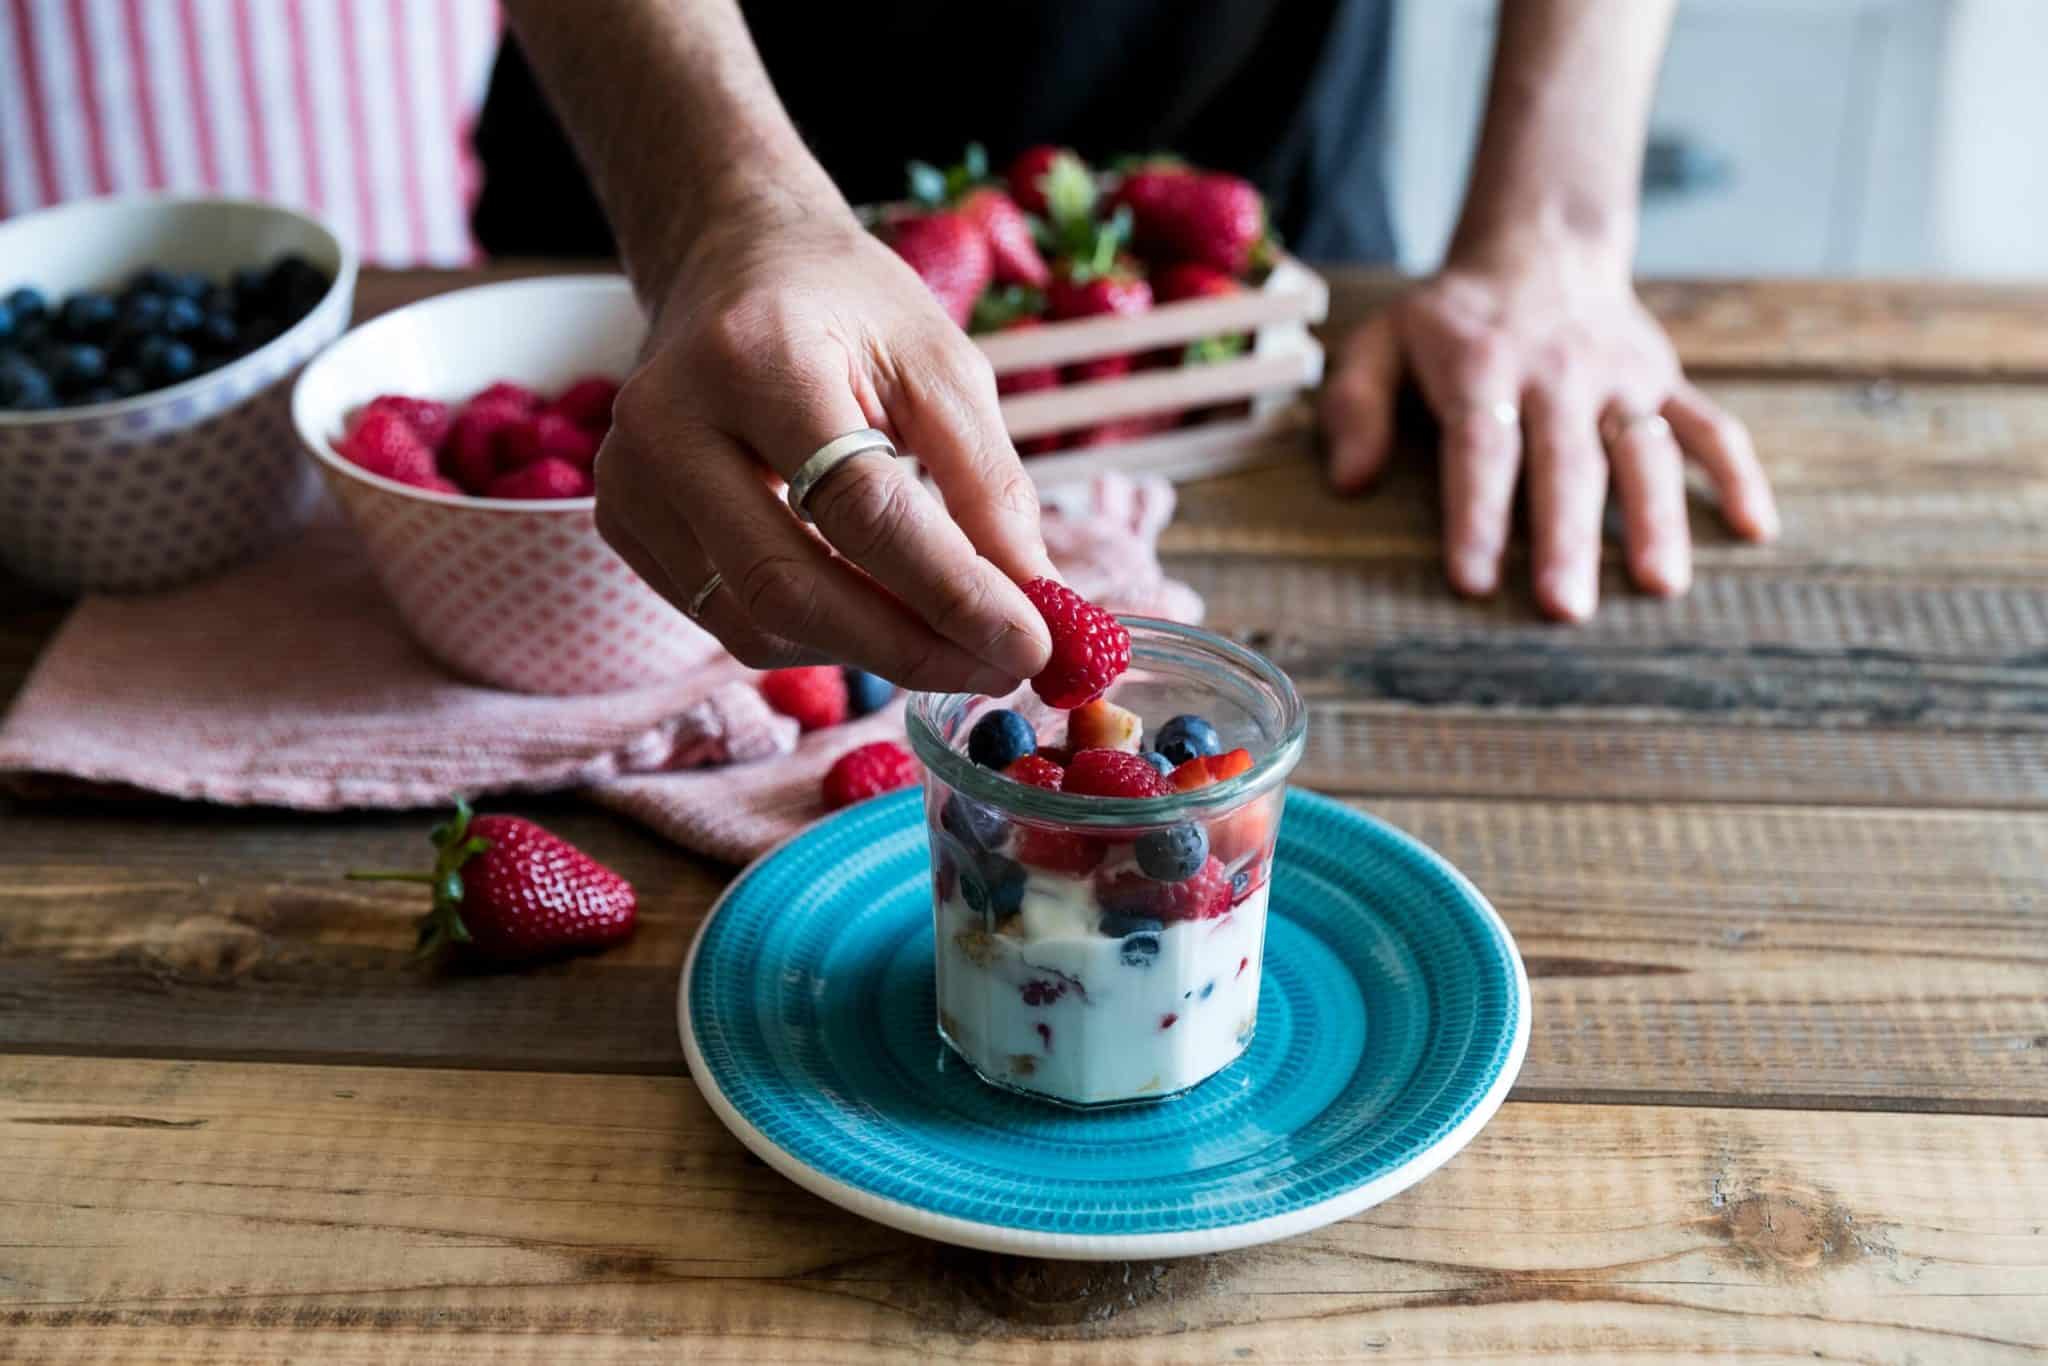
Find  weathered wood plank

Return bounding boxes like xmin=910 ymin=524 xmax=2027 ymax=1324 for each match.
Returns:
xmin=1324 ymin=270 xmax=2048 ymax=380
xmin=3 ymin=799 xmax=2041 ymax=1112
xmin=1 ymin=1058 xmax=2042 ymax=1363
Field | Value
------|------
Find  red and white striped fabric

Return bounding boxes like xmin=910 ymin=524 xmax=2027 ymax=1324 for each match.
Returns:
xmin=0 ymin=0 xmax=501 ymax=266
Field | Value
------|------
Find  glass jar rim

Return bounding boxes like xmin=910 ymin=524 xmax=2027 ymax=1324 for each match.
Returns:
xmin=905 ymin=615 xmax=1306 ymax=828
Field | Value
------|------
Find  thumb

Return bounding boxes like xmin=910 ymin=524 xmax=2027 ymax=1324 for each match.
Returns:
xmin=1319 ymin=312 xmax=1403 ymax=494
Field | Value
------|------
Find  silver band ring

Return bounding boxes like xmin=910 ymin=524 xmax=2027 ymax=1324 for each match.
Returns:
xmin=786 ymin=427 xmax=897 ymax=523
xmin=1462 ymin=400 xmax=1519 ymax=428
xmin=684 ymin=571 xmax=723 ymax=621
xmin=1602 ymin=410 xmax=1672 ymax=446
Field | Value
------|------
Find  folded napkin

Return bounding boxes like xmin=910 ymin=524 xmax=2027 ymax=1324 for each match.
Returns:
xmin=0 ymin=474 xmax=1201 ymax=863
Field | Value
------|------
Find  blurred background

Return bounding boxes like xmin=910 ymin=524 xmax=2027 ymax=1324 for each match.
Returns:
xmin=1391 ymin=0 xmax=2048 ymax=278
xmin=2 ymin=0 xmax=2042 ymax=278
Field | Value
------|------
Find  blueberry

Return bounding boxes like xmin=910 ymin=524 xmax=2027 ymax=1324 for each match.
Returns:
xmin=1230 ymin=867 xmax=1251 ymax=900
xmin=59 ymin=291 xmax=118 ymax=341
xmin=1199 ymin=980 xmax=1215 ymax=1000
xmin=164 ymin=270 xmax=211 ymax=301
xmin=1136 ymin=821 xmax=1208 ymax=881
xmin=120 ymin=292 xmax=168 ymax=333
xmin=239 ymin=314 xmax=280 ymax=350
xmin=109 ymin=366 xmax=144 ymax=398
xmin=265 ymin=254 xmax=329 ymax=318
xmin=197 ymin=313 xmax=239 ymax=352
xmin=137 ymin=336 xmax=196 ymax=386
xmin=1152 ymin=714 xmax=1223 ymax=766
xmin=1139 ymin=750 xmax=1174 ymax=777
xmin=1099 ymin=912 xmax=1163 ymax=938
xmin=0 ymin=299 xmax=14 ymax=344
xmin=200 ymin=284 xmax=236 ymax=316
xmin=50 ymin=344 xmax=107 ymax=394
xmin=4 ymin=286 xmax=49 ymax=322
xmin=960 ymin=852 xmax=1026 ymax=919
xmin=125 ymin=267 xmax=177 ymax=298
xmin=0 ymin=358 xmax=56 ymax=410
xmin=77 ymin=385 xmax=118 ymax=405
xmin=967 ymin=708 xmax=1036 ymax=770
xmin=231 ymin=265 xmax=269 ymax=305
xmin=1119 ymin=934 xmax=1161 ymax=967
xmin=842 ymin=668 xmax=896 ymax=717
xmin=941 ymin=791 xmax=1008 ymax=852
xmin=162 ymin=296 xmax=204 ymax=336
xmin=1100 ymin=913 xmax=1166 ymax=968
xmin=12 ymin=312 xmax=49 ymax=348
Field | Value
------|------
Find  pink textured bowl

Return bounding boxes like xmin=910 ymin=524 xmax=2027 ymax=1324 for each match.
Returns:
xmin=291 ymin=274 xmax=718 ymax=696
xmin=0 ymin=195 xmax=355 ymax=595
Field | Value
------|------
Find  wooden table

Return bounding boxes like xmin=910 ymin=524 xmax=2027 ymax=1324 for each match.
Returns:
xmin=3 ymin=270 xmax=2045 ymax=1363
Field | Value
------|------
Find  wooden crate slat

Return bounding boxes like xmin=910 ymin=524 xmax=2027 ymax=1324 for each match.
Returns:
xmin=999 ymin=329 xmax=1322 ymax=438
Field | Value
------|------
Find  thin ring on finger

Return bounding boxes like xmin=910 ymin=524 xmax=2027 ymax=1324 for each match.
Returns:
xmin=1454 ymin=398 xmax=1520 ymax=430
xmin=684 ymin=570 xmax=724 ymax=621
xmin=786 ymin=427 xmax=899 ymax=522
xmin=1599 ymin=407 xmax=1672 ymax=449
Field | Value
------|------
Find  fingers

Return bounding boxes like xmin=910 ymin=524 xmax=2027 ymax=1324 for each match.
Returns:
xmin=1524 ymin=388 xmax=1608 ymax=623
xmin=1319 ymin=313 xmax=1402 ymax=493
xmin=1664 ymin=383 xmax=1780 ymax=541
xmin=887 ymin=331 xmax=1059 ymax=586
xmin=1417 ymin=330 xmax=1521 ymax=597
xmin=1605 ymin=407 xmax=1692 ymax=597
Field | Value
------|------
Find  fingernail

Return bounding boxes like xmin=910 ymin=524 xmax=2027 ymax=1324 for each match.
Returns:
xmin=983 ymin=621 xmax=1049 ymax=681
xmin=1453 ymin=550 xmax=1499 ymax=596
xmin=1754 ymin=503 xmax=1782 ymax=541
xmin=1542 ymin=571 xmax=1595 ymax=622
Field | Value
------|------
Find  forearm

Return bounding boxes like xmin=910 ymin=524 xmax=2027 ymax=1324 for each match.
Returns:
xmin=501 ymin=0 xmax=845 ymax=302
xmin=1448 ymin=0 xmax=1675 ymax=277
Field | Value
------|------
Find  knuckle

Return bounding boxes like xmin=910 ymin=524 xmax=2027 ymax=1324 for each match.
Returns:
xmin=735 ymin=553 xmax=818 ymax=634
xmin=812 ymin=467 xmax=917 ymax=563
xmin=989 ymin=469 xmax=1041 ymax=525
xmin=1449 ymin=329 xmax=1513 ymax=390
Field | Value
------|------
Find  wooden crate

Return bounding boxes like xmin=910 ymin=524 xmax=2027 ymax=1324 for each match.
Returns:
xmin=974 ymin=254 xmax=1328 ymax=487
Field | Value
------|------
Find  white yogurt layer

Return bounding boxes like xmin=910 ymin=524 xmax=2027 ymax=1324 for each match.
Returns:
xmin=935 ymin=869 xmax=1269 ymax=1106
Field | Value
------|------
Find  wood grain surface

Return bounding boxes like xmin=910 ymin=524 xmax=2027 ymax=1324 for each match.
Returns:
xmin=2 ymin=269 xmax=2045 ymax=1361
xmin=3 ymin=1058 xmax=2043 ymax=1364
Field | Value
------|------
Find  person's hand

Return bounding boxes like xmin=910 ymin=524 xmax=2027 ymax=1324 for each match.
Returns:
xmin=594 ymin=204 xmax=1055 ymax=691
xmin=1319 ymin=234 xmax=1779 ymax=621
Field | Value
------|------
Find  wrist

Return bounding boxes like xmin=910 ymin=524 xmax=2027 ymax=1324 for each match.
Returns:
xmin=1446 ymin=193 xmax=1636 ymax=287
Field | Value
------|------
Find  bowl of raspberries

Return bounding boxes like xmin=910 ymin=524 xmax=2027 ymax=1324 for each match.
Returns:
xmin=0 ymin=193 xmax=354 ymax=594
xmin=292 ymin=273 xmax=720 ymax=696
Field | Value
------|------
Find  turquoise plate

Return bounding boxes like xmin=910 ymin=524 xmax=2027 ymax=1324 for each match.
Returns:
xmin=680 ymin=787 xmax=1528 ymax=1259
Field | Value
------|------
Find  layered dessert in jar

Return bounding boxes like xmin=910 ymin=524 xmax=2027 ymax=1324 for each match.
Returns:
xmin=907 ymin=582 xmax=1305 ymax=1108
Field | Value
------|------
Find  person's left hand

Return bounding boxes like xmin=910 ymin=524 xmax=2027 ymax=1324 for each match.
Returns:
xmin=1318 ymin=234 xmax=1780 ymax=621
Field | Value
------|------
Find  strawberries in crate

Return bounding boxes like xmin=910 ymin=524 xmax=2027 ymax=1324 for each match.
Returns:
xmin=888 ymin=211 xmax=993 ymax=328
xmin=903 ymin=144 xmax=1050 ymax=297
xmin=1108 ymin=166 xmax=1268 ymax=277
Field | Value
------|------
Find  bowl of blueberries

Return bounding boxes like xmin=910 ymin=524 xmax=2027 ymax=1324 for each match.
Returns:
xmin=0 ymin=194 xmax=355 ymax=594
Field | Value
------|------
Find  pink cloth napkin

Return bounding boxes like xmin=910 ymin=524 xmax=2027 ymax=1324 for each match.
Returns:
xmin=0 ymin=474 xmax=1201 ymax=864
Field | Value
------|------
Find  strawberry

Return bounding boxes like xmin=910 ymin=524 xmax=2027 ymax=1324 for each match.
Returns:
xmin=1155 ymin=262 xmax=1242 ymax=303
xmin=888 ymin=211 xmax=993 ymax=329
xmin=337 ymin=406 xmax=436 ymax=486
xmin=507 ymin=412 xmax=601 ymax=473
xmin=550 ymin=376 xmax=619 ymax=433
xmin=822 ymin=741 xmax=921 ymax=810
xmin=1065 ymin=698 xmax=1142 ymax=753
xmin=961 ymin=188 xmax=1050 ymax=288
xmin=485 ymin=457 xmax=592 ymax=500
xmin=910 ymin=144 xmax=1051 ymax=290
xmin=1020 ymin=577 xmax=1131 ymax=709
xmin=1108 ymin=169 xmax=1267 ymax=277
xmin=1064 ymin=748 xmax=1170 ymax=799
xmin=1005 ymin=145 xmax=1083 ymax=218
xmin=1014 ymin=823 xmax=1105 ymax=876
xmin=1004 ymin=754 xmax=1066 ymax=790
xmin=760 ymin=666 xmax=849 ymax=730
xmin=348 ymin=799 xmax=636 ymax=963
xmin=1096 ymin=855 xmax=1231 ymax=922
xmin=1168 ymin=748 xmax=1255 ymax=792
xmin=474 ymin=380 xmax=543 ymax=413
xmin=1047 ymin=257 xmax=1151 ymax=322
xmin=362 ymin=394 xmax=453 ymax=450
xmin=1064 ymin=414 xmax=1177 ymax=448
xmin=445 ymin=397 xmax=530 ymax=492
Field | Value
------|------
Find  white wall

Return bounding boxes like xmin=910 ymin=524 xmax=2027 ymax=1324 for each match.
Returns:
xmin=1930 ymin=0 xmax=2048 ymax=277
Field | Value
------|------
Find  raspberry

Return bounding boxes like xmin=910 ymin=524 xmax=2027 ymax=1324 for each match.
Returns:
xmin=409 ymin=473 xmax=464 ymax=496
xmin=1064 ymin=698 xmax=1142 ymax=753
xmin=506 ymin=412 xmax=601 ymax=472
xmin=760 ymin=666 xmax=849 ymax=730
xmin=1020 ymin=577 xmax=1130 ymax=709
xmin=822 ymin=740 xmax=920 ymax=810
xmin=1095 ymin=856 xmax=1231 ymax=922
xmin=1064 ymin=748 xmax=1171 ymax=799
xmin=1014 ymin=824 xmax=1104 ymax=875
xmin=445 ymin=397 xmax=530 ymax=492
xmin=337 ymin=406 xmax=436 ymax=485
xmin=484 ymin=457 xmax=592 ymax=500
xmin=550 ymin=376 xmax=620 ymax=432
xmin=362 ymin=394 xmax=453 ymax=449
xmin=1004 ymin=755 xmax=1065 ymax=790
xmin=474 ymin=380 xmax=542 ymax=413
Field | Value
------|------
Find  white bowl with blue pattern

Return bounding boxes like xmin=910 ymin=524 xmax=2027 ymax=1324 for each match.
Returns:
xmin=0 ymin=195 xmax=356 ymax=595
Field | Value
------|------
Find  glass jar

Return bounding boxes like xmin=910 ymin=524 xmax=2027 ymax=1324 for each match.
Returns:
xmin=906 ymin=617 xmax=1306 ymax=1107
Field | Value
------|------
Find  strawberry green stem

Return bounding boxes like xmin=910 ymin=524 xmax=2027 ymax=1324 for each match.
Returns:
xmin=344 ymin=798 xmax=489 ymax=959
